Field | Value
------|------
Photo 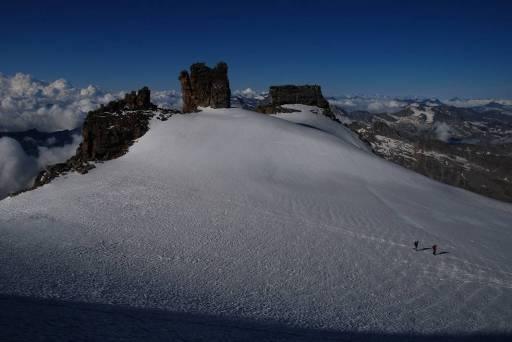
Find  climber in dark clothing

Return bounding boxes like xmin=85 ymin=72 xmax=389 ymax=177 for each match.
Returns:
xmin=414 ymin=240 xmax=419 ymax=250
xmin=432 ymin=244 xmax=438 ymax=255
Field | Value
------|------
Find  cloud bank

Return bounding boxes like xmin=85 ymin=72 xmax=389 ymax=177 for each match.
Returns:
xmin=443 ymin=98 xmax=512 ymax=108
xmin=36 ymin=134 xmax=82 ymax=167
xmin=233 ymin=88 xmax=266 ymax=100
xmin=328 ymin=96 xmax=408 ymax=113
xmin=151 ymin=90 xmax=182 ymax=110
xmin=0 ymin=73 xmax=119 ymax=132
xmin=0 ymin=137 xmax=38 ymax=198
xmin=0 ymin=134 xmax=82 ymax=199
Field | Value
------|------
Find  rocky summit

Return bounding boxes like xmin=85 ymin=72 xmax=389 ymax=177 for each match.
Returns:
xmin=179 ymin=62 xmax=231 ymax=112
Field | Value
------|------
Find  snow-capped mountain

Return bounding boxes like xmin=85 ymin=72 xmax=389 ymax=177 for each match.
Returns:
xmin=1 ymin=104 xmax=511 ymax=339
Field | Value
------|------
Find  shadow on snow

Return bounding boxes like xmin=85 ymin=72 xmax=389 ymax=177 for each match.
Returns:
xmin=0 ymin=294 xmax=508 ymax=342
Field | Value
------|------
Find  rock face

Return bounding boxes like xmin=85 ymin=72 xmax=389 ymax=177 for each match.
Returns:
xmin=269 ymin=85 xmax=330 ymax=109
xmin=77 ymin=87 xmax=156 ymax=161
xmin=77 ymin=109 xmax=152 ymax=161
xmin=179 ymin=71 xmax=197 ymax=113
xmin=179 ymin=62 xmax=231 ymax=112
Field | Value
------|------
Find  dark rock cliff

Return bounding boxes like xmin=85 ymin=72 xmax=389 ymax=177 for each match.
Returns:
xmin=77 ymin=87 xmax=156 ymax=162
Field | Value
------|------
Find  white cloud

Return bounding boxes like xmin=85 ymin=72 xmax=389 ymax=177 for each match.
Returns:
xmin=434 ymin=122 xmax=452 ymax=142
xmin=0 ymin=134 xmax=82 ymax=199
xmin=367 ymin=100 xmax=405 ymax=112
xmin=0 ymin=73 xmax=121 ymax=132
xmin=329 ymin=96 xmax=408 ymax=113
xmin=233 ymin=88 xmax=266 ymax=100
xmin=151 ymin=90 xmax=182 ymax=110
xmin=442 ymin=98 xmax=512 ymax=108
xmin=37 ymin=135 xmax=82 ymax=167
xmin=0 ymin=137 xmax=38 ymax=198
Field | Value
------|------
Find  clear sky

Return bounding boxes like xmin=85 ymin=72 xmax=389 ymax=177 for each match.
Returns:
xmin=1 ymin=0 xmax=511 ymax=98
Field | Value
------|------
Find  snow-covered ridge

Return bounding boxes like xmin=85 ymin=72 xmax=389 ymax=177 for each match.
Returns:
xmin=1 ymin=107 xmax=511 ymax=336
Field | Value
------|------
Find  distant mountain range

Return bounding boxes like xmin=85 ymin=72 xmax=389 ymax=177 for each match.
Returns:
xmin=335 ymin=102 xmax=512 ymax=202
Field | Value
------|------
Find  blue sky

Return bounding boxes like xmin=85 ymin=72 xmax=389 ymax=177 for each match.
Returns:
xmin=1 ymin=0 xmax=511 ymax=98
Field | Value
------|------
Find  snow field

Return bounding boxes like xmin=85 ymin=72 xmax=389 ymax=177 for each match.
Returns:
xmin=1 ymin=107 xmax=511 ymax=335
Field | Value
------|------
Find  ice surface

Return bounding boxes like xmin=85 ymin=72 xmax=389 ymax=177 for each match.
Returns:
xmin=1 ymin=107 xmax=511 ymax=338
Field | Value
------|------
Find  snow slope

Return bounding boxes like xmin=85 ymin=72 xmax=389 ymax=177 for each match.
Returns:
xmin=272 ymin=104 xmax=371 ymax=152
xmin=1 ymin=107 xmax=512 ymax=338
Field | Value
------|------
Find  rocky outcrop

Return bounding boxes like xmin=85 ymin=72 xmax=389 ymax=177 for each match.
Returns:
xmin=255 ymin=84 xmax=335 ymax=120
xmin=76 ymin=86 xmax=158 ymax=161
xmin=269 ymin=85 xmax=330 ymax=109
xmin=77 ymin=109 xmax=152 ymax=161
xmin=19 ymin=87 xmax=177 ymax=193
xmin=179 ymin=62 xmax=231 ymax=112
xmin=100 ymin=86 xmax=155 ymax=113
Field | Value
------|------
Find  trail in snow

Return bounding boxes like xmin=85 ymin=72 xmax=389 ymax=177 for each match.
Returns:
xmin=0 ymin=106 xmax=511 ymax=337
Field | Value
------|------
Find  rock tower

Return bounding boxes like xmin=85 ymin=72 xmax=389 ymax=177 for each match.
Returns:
xmin=179 ymin=62 xmax=231 ymax=112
